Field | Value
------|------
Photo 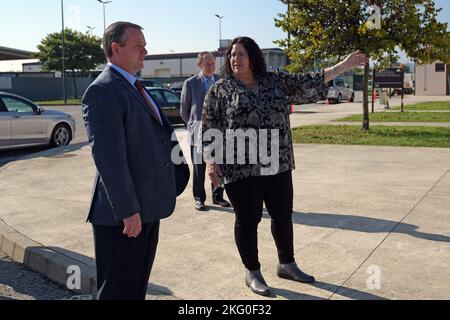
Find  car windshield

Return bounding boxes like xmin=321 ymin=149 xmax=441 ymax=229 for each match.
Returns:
xmin=335 ymin=80 xmax=345 ymax=87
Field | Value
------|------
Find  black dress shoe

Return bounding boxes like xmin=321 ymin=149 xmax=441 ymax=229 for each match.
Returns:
xmin=213 ymin=199 xmax=232 ymax=208
xmin=195 ymin=201 xmax=207 ymax=211
xmin=245 ymin=269 xmax=272 ymax=297
xmin=277 ymin=262 xmax=315 ymax=283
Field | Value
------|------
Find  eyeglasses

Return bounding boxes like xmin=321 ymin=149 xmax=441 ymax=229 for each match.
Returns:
xmin=228 ymin=52 xmax=248 ymax=59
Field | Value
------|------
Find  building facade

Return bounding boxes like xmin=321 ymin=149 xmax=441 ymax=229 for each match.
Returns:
xmin=22 ymin=62 xmax=42 ymax=72
xmin=142 ymin=48 xmax=288 ymax=78
xmin=415 ymin=61 xmax=449 ymax=96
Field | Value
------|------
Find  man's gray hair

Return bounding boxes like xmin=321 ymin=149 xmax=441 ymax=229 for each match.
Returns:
xmin=103 ymin=21 xmax=143 ymax=58
xmin=197 ymin=51 xmax=215 ymax=65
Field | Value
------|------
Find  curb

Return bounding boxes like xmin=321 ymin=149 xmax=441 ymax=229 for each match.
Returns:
xmin=0 ymin=220 xmax=96 ymax=297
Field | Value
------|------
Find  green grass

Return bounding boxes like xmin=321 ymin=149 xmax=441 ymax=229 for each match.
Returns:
xmin=335 ymin=111 xmax=450 ymax=123
xmin=35 ymin=99 xmax=82 ymax=106
xmin=292 ymin=125 xmax=450 ymax=148
xmin=393 ymin=101 xmax=450 ymax=111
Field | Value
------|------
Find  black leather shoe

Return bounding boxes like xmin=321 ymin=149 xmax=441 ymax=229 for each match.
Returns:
xmin=195 ymin=201 xmax=207 ymax=211
xmin=213 ymin=199 xmax=232 ymax=208
xmin=277 ymin=262 xmax=315 ymax=283
xmin=245 ymin=269 xmax=272 ymax=297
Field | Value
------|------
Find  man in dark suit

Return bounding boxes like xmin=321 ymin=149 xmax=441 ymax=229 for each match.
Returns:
xmin=82 ymin=21 xmax=188 ymax=300
xmin=180 ymin=52 xmax=231 ymax=211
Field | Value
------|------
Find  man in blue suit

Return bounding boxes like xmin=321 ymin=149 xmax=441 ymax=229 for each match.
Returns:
xmin=180 ymin=52 xmax=231 ymax=211
xmin=82 ymin=21 xmax=188 ymax=300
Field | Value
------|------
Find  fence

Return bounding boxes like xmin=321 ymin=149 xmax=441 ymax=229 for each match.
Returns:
xmin=0 ymin=76 xmax=94 ymax=101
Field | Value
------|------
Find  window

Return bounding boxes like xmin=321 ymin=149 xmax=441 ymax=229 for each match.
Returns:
xmin=2 ymin=97 xmax=35 ymax=113
xmin=335 ymin=80 xmax=345 ymax=87
xmin=162 ymin=91 xmax=180 ymax=104
xmin=0 ymin=98 xmax=7 ymax=112
xmin=435 ymin=63 xmax=445 ymax=72
xmin=149 ymin=90 xmax=165 ymax=106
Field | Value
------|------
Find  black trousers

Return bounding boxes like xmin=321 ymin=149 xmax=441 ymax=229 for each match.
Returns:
xmin=225 ymin=171 xmax=295 ymax=271
xmin=93 ymin=221 xmax=160 ymax=300
xmin=191 ymin=146 xmax=224 ymax=202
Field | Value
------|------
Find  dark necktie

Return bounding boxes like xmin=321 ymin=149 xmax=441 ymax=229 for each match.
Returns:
xmin=134 ymin=80 xmax=162 ymax=124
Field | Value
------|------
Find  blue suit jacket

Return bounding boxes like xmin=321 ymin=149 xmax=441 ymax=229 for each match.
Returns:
xmin=82 ymin=65 xmax=188 ymax=226
xmin=180 ymin=73 xmax=219 ymax=146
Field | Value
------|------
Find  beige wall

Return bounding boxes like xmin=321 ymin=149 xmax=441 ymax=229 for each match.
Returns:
xmin=142 ymin=50 xmax=287 ymax=78
xmin=416 ymin=62 xmax=448 ymax=96
xmin=142 ymin=57 xmax=226 ymax=78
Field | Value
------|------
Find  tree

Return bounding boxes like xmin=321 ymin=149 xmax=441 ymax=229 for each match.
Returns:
xmin=34 ymin=28 xmax=105 ymax=99
xmin=373 ymin=50 xmax=400 ymax=71
xmin=275 ymin=0 xmax=450 ymax=130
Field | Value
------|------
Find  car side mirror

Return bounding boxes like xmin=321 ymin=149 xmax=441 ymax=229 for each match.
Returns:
xmin=36 ymin=107 xmax=43 ymax=115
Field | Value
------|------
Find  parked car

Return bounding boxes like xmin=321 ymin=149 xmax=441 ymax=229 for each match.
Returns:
xmin=168 ymin=81 xmax=184 ymax=95
xmin=145 ymin=87 xmax=184 ymax=125
xmin=140 ymin=79 xmax=164 ymax=88
xmin=0 ymin=92 xmax=76 ymax=151
xmin=327 ymin=78 xmax=355 ymax=103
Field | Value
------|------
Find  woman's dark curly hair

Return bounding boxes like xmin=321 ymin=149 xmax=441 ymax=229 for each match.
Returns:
xmin=224 ymin=37 xmax=267 ymax=78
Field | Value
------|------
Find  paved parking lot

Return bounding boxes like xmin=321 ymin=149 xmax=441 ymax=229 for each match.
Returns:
xmin=1 ymin=96 xmax=449 ymax=300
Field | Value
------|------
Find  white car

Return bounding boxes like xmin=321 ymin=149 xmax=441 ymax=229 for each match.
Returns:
xmin=0 ymin=92 xmax=76 ymax=150
xmin=327 ymin=78 xmax=355 ymax=103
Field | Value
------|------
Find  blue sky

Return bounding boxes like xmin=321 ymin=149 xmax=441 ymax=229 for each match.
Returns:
xmin=0 ymin=0 xmax=448 ymax=68
xmin=1 ymin=0 xmax=287 ymax=53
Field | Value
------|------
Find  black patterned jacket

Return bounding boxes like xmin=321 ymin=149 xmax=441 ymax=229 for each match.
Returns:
xmin=202 ymin=71 xmax=326 ymax=184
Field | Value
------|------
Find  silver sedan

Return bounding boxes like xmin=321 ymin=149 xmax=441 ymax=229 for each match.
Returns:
xmin=0 ymin=92 xmax=76 ymax=151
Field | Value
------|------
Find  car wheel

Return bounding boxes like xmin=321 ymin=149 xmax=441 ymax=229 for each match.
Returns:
xmin=50 ymin=124 xmax=72 ymax=147
xmin=349 ymin=93 xmax=355 ymax=103
xmin=337 ymin=94 xmax=342 ymax=104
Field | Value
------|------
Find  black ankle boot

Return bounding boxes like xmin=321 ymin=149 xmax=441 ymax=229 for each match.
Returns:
xmin=277 ymin=262 xmax=315 ymax=283
xmin=245 ymin=269 xmax=272 ymax=297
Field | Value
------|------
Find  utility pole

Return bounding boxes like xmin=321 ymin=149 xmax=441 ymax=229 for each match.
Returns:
xmin=87 ymin=26 xmax=96 ymax=36
xmin=215 ymin=14 xmax=224 ymax=69
xmin=97 ymin=0 xmax=112 ymax=32
xmin=287 ymin=0 xmax=291 ymax=66
xmin=61 ymin=0 xmax=67 ymax=104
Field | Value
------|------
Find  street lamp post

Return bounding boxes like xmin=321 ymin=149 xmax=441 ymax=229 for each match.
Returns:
xmin=97 ymin=0 xmax=112 ymax=32
xmin=61 ymin=0 xmax=67 ymax=105
xmin=87 ymin=25 xmax=96 ymax=35
xmin=215 ymin=14 xmax=224 ymax=68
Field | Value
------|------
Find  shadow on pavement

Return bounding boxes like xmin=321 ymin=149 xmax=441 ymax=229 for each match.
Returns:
xmin=312 ymin=281 xmax=388 ymax=300
xmin=0 ymin=142 xmax=89 ymax=168
xmin=0 ymin=146 xmax=48 ymax=167
xmin=147 ymin=283 xmax=175 ymax=298
xmin=207 ymin=208 xmax=449 ymax=243
xmin=292 ymin=211 xmax=450 ymax=243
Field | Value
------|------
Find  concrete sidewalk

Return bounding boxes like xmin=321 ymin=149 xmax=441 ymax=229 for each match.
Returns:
xmin=1 ymin=136 xmax=449 ymax=300
xmin=289 ymin=95 xmax=450 ymax=128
